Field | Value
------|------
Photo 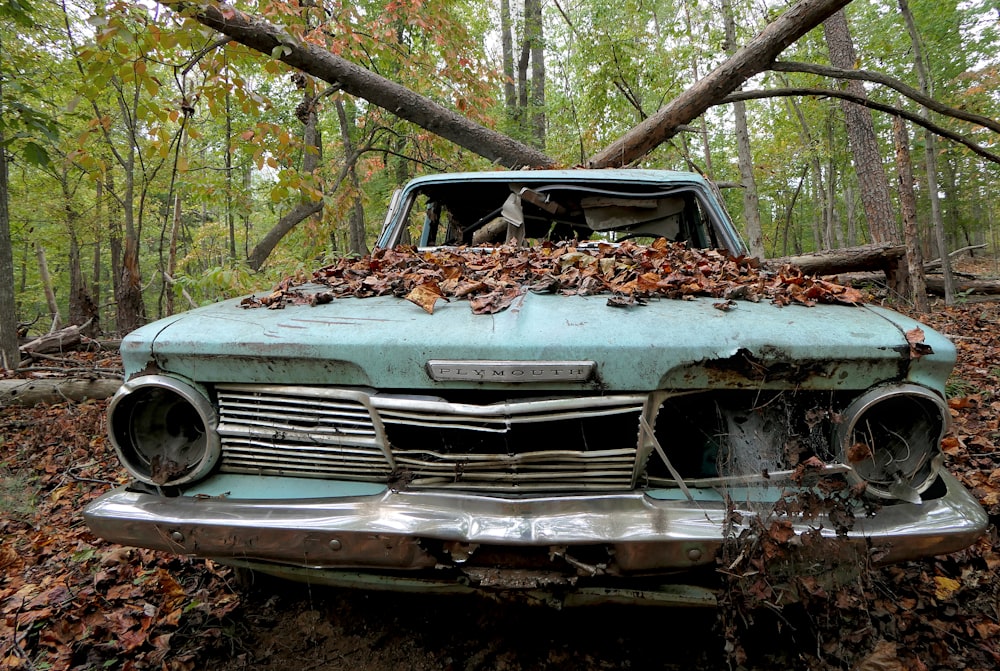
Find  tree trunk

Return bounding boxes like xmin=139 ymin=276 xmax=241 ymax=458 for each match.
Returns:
xmin=683 ymin=0 xmax=714 ymax=178
xmin=924 ymin=276 xmax=1000 ymax=297
xmin=722 ymin=0 xmax=763 ymax=258
xmin=163 ymin=0 xmax=554 ymax=169
xmin=35 ymin=243 xmax=61 ymax=331
xmin=61 ymin=168 xmax=95 ymax=331
xmin=822 ymin=10 xmax=897 ymax=246
xmin=224 ymin=51 xmax=237 ymax=261
xmin=115 ymin=84 xmax=147 ymax=335
xmin=898 ymin=0 xmax=954 ymax=305
xmin=500 ymin=0 xmax=516 ymax=113
xmin=247 ymin=85 xmax=333 ymax=270
xmin=527 ymin=0 xmax=545 ymax=148
xmin=0 ymin=74 xmax=18 ymax=370
xmin=783 ymin=93 xmax=827 ymax=253
xmin=248 ymin=201 xmax=325 ymax=271
xmin=336 ymin=98 xmax=369 ymax=257
xmin=92 ymin=178 xmax=103 ymax=329
xmin=106 ymin=170 xmax=123 ymax=333
xmin=587 ymin=0 xmax=853 ymax=168
xmin=166 ymin=190 xmax=183 ymax=316
xmin=892 ymin=113 xmax=929 ymax=312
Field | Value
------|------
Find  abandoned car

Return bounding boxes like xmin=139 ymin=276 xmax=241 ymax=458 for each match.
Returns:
xmin=84 ymin=170 xmax=987 ymax=606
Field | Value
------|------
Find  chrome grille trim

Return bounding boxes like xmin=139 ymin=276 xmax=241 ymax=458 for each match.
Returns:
xmin=214 ymin=384 xmax=647 ymax=491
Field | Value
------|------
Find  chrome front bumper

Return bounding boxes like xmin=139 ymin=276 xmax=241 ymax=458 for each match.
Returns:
xmin=84 ymin=472 xmax=987 ymax=576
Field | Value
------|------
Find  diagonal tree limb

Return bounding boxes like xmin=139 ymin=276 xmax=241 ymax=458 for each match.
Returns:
xmin=721 ymin=88 xmax=1000 ymax=165
xmin=585 ymin=0 xmax=854 ymax=168
xmin=771 ymin=60 xmax=1000 ymax=135
xmin=157 ymin=1 xmax=556 ymax=169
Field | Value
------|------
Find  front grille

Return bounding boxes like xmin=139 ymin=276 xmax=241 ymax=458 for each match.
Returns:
xmin=214 ymin=384 xmax=646 ymax=491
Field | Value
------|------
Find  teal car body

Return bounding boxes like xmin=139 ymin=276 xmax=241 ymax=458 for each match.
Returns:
xmin=85 ymin=170 xmax=986 ymax=606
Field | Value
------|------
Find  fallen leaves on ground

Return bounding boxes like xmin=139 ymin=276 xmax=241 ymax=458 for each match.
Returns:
xmin=240 ymin=240 xmax=866 ymax=314
xmin=0 ymin=398 xmax=239 ymax=670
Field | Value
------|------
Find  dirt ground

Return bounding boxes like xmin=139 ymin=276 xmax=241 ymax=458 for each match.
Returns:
xmin=211 ymin=583 xmax=727 ymax=671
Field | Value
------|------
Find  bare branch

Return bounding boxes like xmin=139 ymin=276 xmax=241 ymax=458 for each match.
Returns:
xmin=721 ymin=88 xmax=1000 ymax=164
xmin=771 ymin=60 xmax=1000 ymax=135
xmin=586 ymin=0 xmax=854 ymax=168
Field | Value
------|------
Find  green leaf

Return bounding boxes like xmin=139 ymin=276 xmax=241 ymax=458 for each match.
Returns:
xmin=21 ymin=142 xmax=50 ymax=167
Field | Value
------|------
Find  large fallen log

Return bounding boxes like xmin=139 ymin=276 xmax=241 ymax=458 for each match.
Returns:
xmin=0 ymin=378 xmax=122 ymax=407
xmin=18 ymin=322 xmax=90 ymax=357
xmin=925 ymin=276 xmax=1000 ymax=297
xmin=770 ymin=244 xmax=906 ymax=275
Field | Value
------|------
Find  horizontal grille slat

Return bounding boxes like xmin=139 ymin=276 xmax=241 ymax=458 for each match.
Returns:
xmin=214 ymin=384 xmax=645 ymax=491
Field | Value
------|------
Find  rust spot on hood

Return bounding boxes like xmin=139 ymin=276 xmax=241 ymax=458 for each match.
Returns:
xmin=703 ymin=347 xmax=833 ymax=384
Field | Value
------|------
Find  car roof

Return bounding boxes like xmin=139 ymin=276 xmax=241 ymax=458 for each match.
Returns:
xmin=401 ymin=169 xmax=712 ymax=190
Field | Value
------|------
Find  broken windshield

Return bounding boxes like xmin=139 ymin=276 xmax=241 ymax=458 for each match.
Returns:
xmin=389 ymin=179 xmax=725 ymax=250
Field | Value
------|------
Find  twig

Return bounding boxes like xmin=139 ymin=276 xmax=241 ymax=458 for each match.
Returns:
xmin=65 ymin=460 xmax=119 ymax=486
xmin=10 ymin=598 xmax=38 ymax=671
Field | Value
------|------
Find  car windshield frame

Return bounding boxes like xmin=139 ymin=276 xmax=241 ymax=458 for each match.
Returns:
xmin=376 ymin=171 xmax=749 ymax=255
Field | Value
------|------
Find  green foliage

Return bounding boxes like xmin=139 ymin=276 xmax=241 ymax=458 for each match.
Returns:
xmin=2 ymin=0 xmax=999 ymax=335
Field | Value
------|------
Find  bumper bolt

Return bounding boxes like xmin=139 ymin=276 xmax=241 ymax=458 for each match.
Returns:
xmin=687 ymin=548 xmax=702 ymax=561
xmin=170 ymin=531 xmax=185 ymax=543
xmin=329 ymin=539 xmax=342 ymax=551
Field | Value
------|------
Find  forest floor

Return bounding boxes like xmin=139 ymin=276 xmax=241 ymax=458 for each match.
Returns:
xmin=1 ymin=260 xmax=999 ymax=671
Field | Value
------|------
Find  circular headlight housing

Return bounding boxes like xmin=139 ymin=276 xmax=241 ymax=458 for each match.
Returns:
xmin=836 ymin=384 xmax=946 ymax=502
xmin=109 ymin=375 xmax=219 ymax=486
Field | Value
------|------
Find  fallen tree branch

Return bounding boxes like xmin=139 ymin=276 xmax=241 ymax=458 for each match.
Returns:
xmin=18 ymin=320 xmax=93 ymax=358
xmin=924 ymin=276 xmax=1000 ymax=297
xmin=0 ymin=378 xmax=122 ymax=407
xmin=924 ymin=244 xmax=987 ymax=272
xmin=586 ymin=0 xmax=853 ymax=167
xmin=770 ymin=244 xmax=906 ymax=275
xmin=721 ymin=88 xmax=1000 ymax=165
xmin=158 ymin=1 xmax=555 ymax=169
xmin=770 ymin=61 xmax=1000 ymax=135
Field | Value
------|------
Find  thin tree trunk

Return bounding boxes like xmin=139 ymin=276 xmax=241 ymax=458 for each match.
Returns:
xmin=92 ymin=178 xmax=103 ymax=328
xmin=845 ymin=183 xmax=856 ymax=245
xmin=898 ymin=0 xmax=954 ymax=304
xmin=683 ymin=0 xmax=713 ymax=178
xmin=0 ymin=72 xmax=19 ymax=369
xmin=783 ymin=94 xmax=827 ymax=252
xmin=115 ymin=84 xmax=147 ymax=335
xmin=247 ymin=84 xmax=333 ymax=269
xmin=248 ymin=201 xmax=325 ymax=271
xmin=825 ymin=118 xmax=836 ymax=249
xmin=166 ymin=191 xmax=183 ymax=316
xmin=224 ymin=51 xmax=236 ymax=260
xmin=892 ymin=113 xmax=929 ymax=312
xmin=527 ymin=0 xmax=545 ymax=148
xmin=106 ymin=170 xmax=123 ymax=334
xmin=500 ymin=0 xmax=516 ymax=114
xmin=722 ymin=0 xmax=763 ymax=258
xmin=336 ymin=99 xmax=369 ymax=256
xmin=61 ymin=169 xmax=98 ymax=332
xmin=517 ymin=1 xmax=529 ymax=129
xmin=35 ymin=243 xmax=61 ymax=332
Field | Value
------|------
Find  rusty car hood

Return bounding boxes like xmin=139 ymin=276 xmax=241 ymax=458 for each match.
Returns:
xmin=122 ymin=293 xmax=954 ymax=392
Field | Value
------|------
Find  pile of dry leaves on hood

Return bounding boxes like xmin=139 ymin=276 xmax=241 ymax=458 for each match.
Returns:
xmin=241 ymin=240 xmax=866 ymax=314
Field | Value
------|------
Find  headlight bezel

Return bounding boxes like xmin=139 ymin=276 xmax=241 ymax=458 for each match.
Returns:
xmin=108 ymin=375 xmax=220 ymax=487
xmin=835 ymin=383 xmax=947 ymax=502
